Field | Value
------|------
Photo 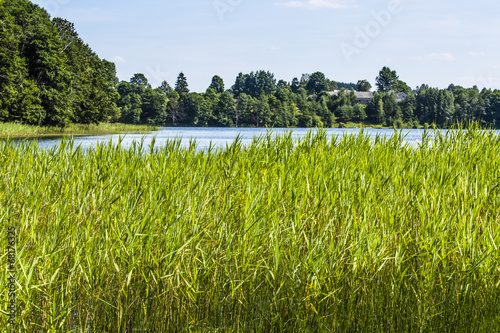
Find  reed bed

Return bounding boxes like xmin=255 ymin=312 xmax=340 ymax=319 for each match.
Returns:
xmin=1 ymin=128 xmax=500 ymax=332
xmin=0 ymin=122 xmax=159 ymax=138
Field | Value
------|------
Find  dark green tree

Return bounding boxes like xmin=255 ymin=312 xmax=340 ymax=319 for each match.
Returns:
xmin=306 ymin=72 xmax=329 ymax=94
xmin=159 ymin=80 xmax=173 ymax=95
xmin=357 ymin=80 xmax=372 ymax=92
xmin=291 ymin=77 xmax=300 ymax=93
xmin=366 ymin=93 xmax=385 ymax=124
xmin=382 ymin=93 xmax=402 ymax=125
xmin=395 ymin=80 xmax=411 ymax=94
xmin=167 ymin=91 xmax=183 ymax=125
xmin=208 ymin=75 xmax=225 ymax=93
xmin=175 ymin=72 xmax=189 ymax=95
xmin=193 ymin=93 xmax=214 ymax=126
xmin=130 ymin=74 xmax=151 ymax=89
xmin=182 ymin=93 xmax=208 ymax=126
xmin=141 ymin=88 xmax=167 ymax=125
xmin=376 ymin=66 xmax=399 ymax=93
xmin=353 ymin=104 xmax=367 ymax=122
xmin=436 ymin=90 xmax=455 ymax=126
xmin=232 ymin=72 xmax=247 ymax=97
xmin=400 ymin=93 xmax=416 ymax=122
xmin=236 ymin=93 xmax=255 ymax=126
xmin=277 ymin=80 xmax=289 ymax=89
xmin=215 ymin=91 xmax=236 ymax=126
xmin=254 ymin=92 xmax=272 ymax=127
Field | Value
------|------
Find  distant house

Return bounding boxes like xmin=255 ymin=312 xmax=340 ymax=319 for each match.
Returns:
xmin=354 ymin=92 xmax=374 ymax=105
xmin=395 ymin=92 xmax=408 ymax=103
xmin=326 ymin=90 xmax=408 ymax=105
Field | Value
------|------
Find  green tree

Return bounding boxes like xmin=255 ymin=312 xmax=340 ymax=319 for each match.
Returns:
xmin=395 ymin=80 xmax=411 ymax=94
xmin=203 ymin=88 xmax=219 ymax=125
xmin=294 ymin=89 xmax=314 ymax=127
xmin=215 ymin=91 xmax=236 ymax=126
xmin=208 ymin=75 xmax=225 ymax=93
xmin=353 ymin=104 xmax=367 ymax=122
xmin=0 ymin=1 xmax=120 ymax=127
xmin=400 ymin=93 xmax=416 ymax=122
xmin=255 ymin=70 xmax=276 ymax=96
xmin=357 ymin=80 xmax=372 ymax=92
xmin=376 ymin=66 xmax=399 ymax=93
xmin=382 ymin=93 xmax=402 ymax=125
xmin=277 ymin=80 xmax=288 ymax=90
xmin=336 ymin=105 xmax=354 ymax=123
xmin=231 ymin=72 xmax=247 ymax=97
xmin=269 ymin=95 xmax=291 ymax=127
xmin=231 ymin=71 xmax=276 ymax=98
xmin=183 ymin=93 xmax=209 ymax=126
xmin=175 ymin=72 xmax=189 ymax=95
xmin=141 ymin=88 xmax=167 ymax=125
xmin=366 ymin=93 xmax=385 ymax=124
xmin=254 ymin=92 xmax=272 ymax=127
xmin=167 ymin=91 xmax=183 ymax=125
xmin=193 ymin=93 xmax=213 ymax=126
xmin=159 ymin=80 xmax=173 ymax=95
xmin=291 ymin=77 xmax=300 ymax=93
xmin=436 ymin=90 xmax=455 ymax=126
xmin=306 ymin=72 xmax=329 ymax=94
xmin=130 ymin=74 xmax=151 ymax=89
xmin=235 ymin=93 xmax=250 ymax=126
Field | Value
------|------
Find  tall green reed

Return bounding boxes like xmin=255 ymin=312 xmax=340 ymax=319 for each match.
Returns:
xmin=0 ymin=127 xmax=499 ymax=332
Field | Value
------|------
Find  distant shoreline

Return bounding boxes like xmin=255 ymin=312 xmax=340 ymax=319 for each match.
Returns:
xmin=0 ymin=123 xmax=159 ymax=139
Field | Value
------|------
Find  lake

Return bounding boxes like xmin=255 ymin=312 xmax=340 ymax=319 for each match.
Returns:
xmin=9 ymin=127 xmax=440 ymax=151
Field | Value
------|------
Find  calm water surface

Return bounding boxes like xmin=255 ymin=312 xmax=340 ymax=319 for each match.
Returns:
xmin=11 ymin=127 xmax=438 ymax=151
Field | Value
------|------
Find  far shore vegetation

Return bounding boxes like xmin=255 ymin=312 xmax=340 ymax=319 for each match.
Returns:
xmin=0 ymin=122 xmax=159 ymax=139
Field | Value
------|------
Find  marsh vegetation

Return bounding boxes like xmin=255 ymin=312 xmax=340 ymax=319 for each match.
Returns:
xmin=1 ymin=128 xmax=499 ymax=332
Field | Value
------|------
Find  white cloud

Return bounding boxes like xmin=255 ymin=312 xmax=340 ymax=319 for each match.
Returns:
xmin=278 ymin=0 xmax=355 ymax=10
xmin=467 ymin=51 xmax=485 ymax=57
xmin=426 ymin=53 xmax=456 ymax=61
xmin=110 ymin=56 xmax=126 ymax=64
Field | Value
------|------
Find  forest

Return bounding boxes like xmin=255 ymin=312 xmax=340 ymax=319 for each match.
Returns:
xmin=2 ymin=0 xmax=500 ymax=129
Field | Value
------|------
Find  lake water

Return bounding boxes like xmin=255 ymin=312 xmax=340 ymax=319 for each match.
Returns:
xmin=10 ymin=127 xmax=439 ymax=151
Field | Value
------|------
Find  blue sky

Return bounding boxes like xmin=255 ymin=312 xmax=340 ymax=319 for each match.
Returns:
xmin=32 ymin=0 xmax=500 ymax=92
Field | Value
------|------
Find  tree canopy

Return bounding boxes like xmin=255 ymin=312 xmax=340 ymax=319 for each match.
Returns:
xmin=0 ymin=0 xmax=119 ymax=127
xmin=376 ymin=66 xmax=399 ymax=93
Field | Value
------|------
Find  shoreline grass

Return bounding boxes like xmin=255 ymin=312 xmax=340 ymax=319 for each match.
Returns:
xmin=0 ymin=122 xmax=160 ymax=138
xmin=1 ymin=128 xmax=499 ymax=331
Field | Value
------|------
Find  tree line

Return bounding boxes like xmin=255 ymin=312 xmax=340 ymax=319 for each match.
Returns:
xmin=117 ymin=69 xmax=500 ymax=129
xmin=2 ymin=0 xmax=500 ymax=129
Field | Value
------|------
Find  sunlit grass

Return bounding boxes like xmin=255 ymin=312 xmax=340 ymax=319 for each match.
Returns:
xmin=0 ymin=122 xmax=159 ymax=138
xmin=0 ymin=126 xmax=499 ymax=332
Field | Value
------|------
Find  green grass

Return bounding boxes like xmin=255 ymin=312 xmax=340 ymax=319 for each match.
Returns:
xmin=0 ymin=122 xmax=160 ymax=138
xmin=1 ymin=127 xmax=500 ymax=332
xmin=337 ymin=122 xmax=423 ymax=129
